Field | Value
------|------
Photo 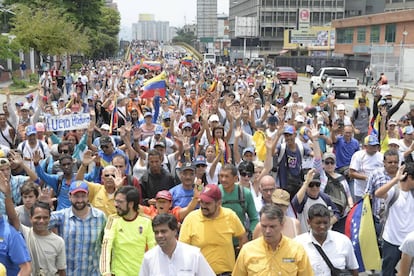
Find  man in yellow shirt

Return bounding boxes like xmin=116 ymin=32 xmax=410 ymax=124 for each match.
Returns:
xmin=179 ymin=184 xmax=247 ymax=275
xmin=233 ymin=204 xmax=314 ymax=276
xmin=100 ymin=186 xmax=156 ymax=276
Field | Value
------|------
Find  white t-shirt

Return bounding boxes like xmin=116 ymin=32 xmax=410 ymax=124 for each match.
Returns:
xmin=349 ymin=150 xmax=383 ymax=197
xmin=399 ymin=231 xmax=414 ymax=275
xmin=206 ymin=161 xmax=221 ymax=185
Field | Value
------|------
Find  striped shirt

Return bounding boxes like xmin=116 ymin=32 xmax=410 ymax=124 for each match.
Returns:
xmin=0 ymin=175 xmax=29 ymax=215
xmin=49 ymin=206 xmax=107 ymax=276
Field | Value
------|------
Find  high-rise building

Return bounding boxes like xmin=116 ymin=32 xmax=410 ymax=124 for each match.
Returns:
xmin=229 ymin=0 xmax=346 ymax=54
xmin=385 ymin=0 xmax=414 ymax=11
xmin=345 ymin=0 xmax=385 ymax=17
xmin=197 ymin=0 xmax=217 ymax=42
xmin=132 ymin=14 xmax=170 ymax=42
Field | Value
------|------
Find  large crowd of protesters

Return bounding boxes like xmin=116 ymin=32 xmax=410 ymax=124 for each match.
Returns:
xmin=1 ymin=40 xmax=414 ymax=275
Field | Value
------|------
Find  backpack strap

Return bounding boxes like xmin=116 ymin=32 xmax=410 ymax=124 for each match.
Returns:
xmin=237 ymin=184 xmax=246 ymax=215
xmin=56 ymin=174 xmax=64 ymax=197
xmin=127 ymin=175 xmax=133 ymax=186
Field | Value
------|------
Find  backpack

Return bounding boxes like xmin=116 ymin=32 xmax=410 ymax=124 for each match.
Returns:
xmin=352 ymin=107 xmax=371 ymax=122
xmin=221 ymin=184 xmax=246 ymax=216
xmin=324 ymin=174 xmax=348 ymax=216
xmin=21 ymin=140 xmax=46 ymax=157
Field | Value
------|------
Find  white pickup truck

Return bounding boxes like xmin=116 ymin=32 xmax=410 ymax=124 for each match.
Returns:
xmin=310 ymin=67 xmax=358 ymax=99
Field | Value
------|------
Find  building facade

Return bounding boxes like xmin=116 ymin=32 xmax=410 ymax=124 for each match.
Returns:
xmin=385 ymin=0 xmax=414 ymax=11
xmin=197 ymin=0 xmax=217 ymax=41
xmin=132 ymin=14 xmax=170 ymax=42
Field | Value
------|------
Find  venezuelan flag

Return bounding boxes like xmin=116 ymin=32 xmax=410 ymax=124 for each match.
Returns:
xmin=141 ymin=72 xmax=167 ymax=99
xmin=345 ymin=195 xmax=381 ymax=272
xmin=181 ymin=56 xmax=193 ymax=66
xmin=143 ymin=61 xmax=161 ymax=71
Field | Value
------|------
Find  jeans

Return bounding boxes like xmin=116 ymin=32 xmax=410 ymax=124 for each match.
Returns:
xmin=381 ymin=240 xmax=401 ymax=275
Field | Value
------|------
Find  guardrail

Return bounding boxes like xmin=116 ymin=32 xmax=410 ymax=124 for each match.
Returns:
xmin=173 ymin=42 xmax=202 ymax=61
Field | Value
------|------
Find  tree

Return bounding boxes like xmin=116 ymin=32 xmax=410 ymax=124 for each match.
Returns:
xmin=0 ymin=35 xmax=21 ymax=62
xmin=172 ymin=28 xmax=196 ymax=46
xmin=9 ymin=2 xmax=89 ymax=59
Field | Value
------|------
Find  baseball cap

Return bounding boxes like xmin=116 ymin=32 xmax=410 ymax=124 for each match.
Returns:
xmin=364 ymin=135 xmax=380 ymax=146
xmin=100 ymin=124 xmax=110 ymax=131
xmin=267 ymin=116 xmax=278 ymax=125
xmin=154 ymin=125 xmax=163 ymax=135
xmin=400 ymin=115 xmax=410 ymax=121
xmin=403 ymin=126 xmax=414 ymax=135
xmin=21 ymin=103 xmax=31 ymax=111
xmin=154 ymin=141 xmax=166 ymax=148
xmin=184 ymin=108 xmax=193 ymax=116
xmin=283 ymin=125 xmax=295 ymax=134
xmin=310 ymin=173 xmax=321 ymax=185
xmin=144 ymin=112 xmax=153 ymax=118
xmin=182 ymin=122 xmax=192 ymax=129
xmin=271 ymin=189 xmax=290 ymax=206
xmin=193 ymin=155 xmax=207 ymax=166
xmin=336 ymin=104 xmax=346 ymax=111
xmin=26 ymin=125 xmax=37 ymax=136
xmin=69 ymin=181 xmax=89 ymax=194
xmin=388 ymin=138 xmax=400 ymax=146
xmin=209 ymin=114 xmax=220 ymax=123
xmin=276 ymin=98 xmax=284 ymax=105
xmin=35 ymin=122 xmax=45 ymax=132
xmin=295 ymin=115 xmax=305 ymax=123
xmin=299 ymin=126 xmax=309 ymax=140
xmin=15 ymin=101 xmax=24 ymax=107
xmin=25 ymin=93 xmax=33 ymax=99
xmin=180 ymin=162 xmax=195 ymax=172
xmin=323 ymin=152 xmax=336 ymax=162
xmin=388 ymin=119 xmax=397 ymax=126
xmin=242 ymin=147 xmax=255 ymax=156
xmin=59 ymin=98 xmax=65 ymax=102
xmin=139 ymin=140 xmax=149 ymax=149
xmin=100 ymin=136 xmax=112 ymax=145
xmin=155 ymin=190 xmax=172 ymax=201
xmin=199 ymin=184 xmax=222 ymax=203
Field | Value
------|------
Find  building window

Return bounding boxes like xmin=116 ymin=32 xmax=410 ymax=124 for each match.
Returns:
xmin=357 ymin=27 xmax=366 ymax=43
xmin=370 ymin=25 xmax=380 ymax=43
xmin=337 ymin=28 xmax=353 ymax=44
xmin=385 ymin=24 xmax=396 ymax=43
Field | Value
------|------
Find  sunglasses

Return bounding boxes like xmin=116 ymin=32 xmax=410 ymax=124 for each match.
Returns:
xmin=240 ymin=172 xmax=253 ymax=177
xmin=101 ymin=145 xmax=110 ymax=149
xmin=308 ymin=182 xmax=321 ymax=188
xmin=60 ymin=149 xmax=70 ymax=154
xmin=324 ymin=160 xmax=335 ymax=165
xmin=196 ymin=164 xmax=207 ymax=168
xmin=104 ymin=174 xmax=115 ymax=178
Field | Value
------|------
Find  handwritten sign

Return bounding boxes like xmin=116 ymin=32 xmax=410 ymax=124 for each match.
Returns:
xmin=45 ymin=113 xmax=91 ymax=132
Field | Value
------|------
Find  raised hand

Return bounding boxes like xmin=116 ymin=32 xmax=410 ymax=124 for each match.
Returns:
xmin=114 ymin=168 xmax=126 ymax=189
xmin=33 ymin=150 xmax=43 ymax=165
xmin=8 ymin=151 xmax=23 ymax=166
xmin=82 ymin=150 xmax=96 ymax=166
xmin=132 ymin=127 xmax=142 ymax=141
xmin=397 ymin=164 xmax=407 ymax=182
xmin=38 ymin=186 xmax=57 ymax=208
xmin=0 ymin=171 xmax=11 ymax=195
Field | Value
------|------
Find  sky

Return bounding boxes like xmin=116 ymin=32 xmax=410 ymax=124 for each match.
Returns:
xmin=114 ymin=0 xmax=229 ymax=28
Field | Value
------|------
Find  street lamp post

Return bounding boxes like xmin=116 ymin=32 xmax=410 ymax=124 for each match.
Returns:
xmin=399 ymin=30 xmax=408 ymax=86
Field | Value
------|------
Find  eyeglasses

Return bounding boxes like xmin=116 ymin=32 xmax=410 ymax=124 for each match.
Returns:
xmin=240 ymin=172 xmax=253 ymax=177
xmin=101 ymin=145 xmax=110 ymax=149
xmin=308 ymin=182 xmax=321 ymax=188
xmin=104 ymin=174 xmax=115 ymax=178
xmin=324 ymin=160 xmax=335 ymax=165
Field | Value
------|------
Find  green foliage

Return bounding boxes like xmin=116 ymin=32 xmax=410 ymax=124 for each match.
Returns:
xmin=71 ymin=63 xmax=83 ymax=72
xmin=0 ymin=35 xmax=21 ymax=62
xmin=10 ymin=2 xmax=90 ymax=56
xmin=11 ymin=76 xmax=28 ymax=88
xmin=172 ymin=28 xmax=197 ymax=46
xmin=29 ymin=73 xmax=38 ymax=84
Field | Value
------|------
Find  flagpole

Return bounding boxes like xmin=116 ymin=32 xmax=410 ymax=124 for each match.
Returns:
xmin=109 ymin=94 xmax=117 ymax=135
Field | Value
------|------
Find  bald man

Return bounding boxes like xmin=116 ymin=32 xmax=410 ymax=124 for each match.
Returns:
xmin=255 ymin=176 xmax=277 ymax=212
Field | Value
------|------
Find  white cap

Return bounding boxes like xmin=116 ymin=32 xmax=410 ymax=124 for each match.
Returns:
xmin=209 ymin=114 xmax=220 ymax=122
xmin=388 ymin=138 xmax=400 ymax=146
xmin=295 ymin=115 xmax=305 ymax=123
xmin=337 ymin=104 xmax=346 ymax=111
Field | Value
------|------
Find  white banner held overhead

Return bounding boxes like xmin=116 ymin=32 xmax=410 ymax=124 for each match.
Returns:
xmin=45 ymin=113 xmax=91 ymax=132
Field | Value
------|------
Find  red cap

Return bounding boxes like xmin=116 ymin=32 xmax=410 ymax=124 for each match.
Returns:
xmin=155 ymin=190 xmax=172 ymax=201
xmin=199 ymin=184 xmax=221 ymax=203
xmin=42 ymin=96 xmax=48 ymax=102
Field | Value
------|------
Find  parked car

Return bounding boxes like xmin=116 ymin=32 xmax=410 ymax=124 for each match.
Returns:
xmin=310 ymin=67 xmax=358 ymax=99
xmin=275 ymin=66 xmax=298 ymax=84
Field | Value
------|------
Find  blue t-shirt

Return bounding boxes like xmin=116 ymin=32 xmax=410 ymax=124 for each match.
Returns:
xmin=0 ymin=216 xmax=31 ymax=276
xmin=169 ymin=184 xmax=194 ymax=208
xmin=318 ymin=126 xmax=330 ymax=153
xmin=334 ymin=136 xmax=360 ymax=169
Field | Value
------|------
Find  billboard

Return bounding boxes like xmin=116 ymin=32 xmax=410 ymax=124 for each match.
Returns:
xmin=235 ymin=16 xmax=257 ymax=37
xmin=298 ymin=8 xmax=310 ymax=30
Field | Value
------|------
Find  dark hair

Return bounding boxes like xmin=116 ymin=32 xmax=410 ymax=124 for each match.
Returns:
xmin=259 ymin=204 xmax=284 ymax=224
xmin=30 ymin=201 xmax=51 ymax=217
xmin=58 ymin=141 xmax=74 ymax=154
xmin=403 ymin=162 xmax=414 ymax=181
xmin=152 ymin=213 xmax=179 ymax=231
xmin=384 ymin=149 xmax=399 ymax=161
xmin=212 ymin=126 xmax=225 ymax=139
xmin=115 ymin=186 xmax=140 ymax=211
xmin=147 ymin=149 xmax=162 ymax=160
xmin=308 ymin=203 xmax=330 ymax=220
xmin=221 ymin=163 xmax=238 ymax=177
xmin=59 ymin=154 xmax=73 ymax=164
xmin=20 ymin=181 xmax=39 ymax=197
xmin=238 ymin=161 xmax=254 ymax=174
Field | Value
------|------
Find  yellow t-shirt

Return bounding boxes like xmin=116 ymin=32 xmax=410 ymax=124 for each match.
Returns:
xmin=100 ymin=214 xmax=156 ymax=275
xmin=86 ymin=182 xmax=116 ymax=217
xmin=179 ymin=207 xmax=246 ymax=274
xmin=233 ymin=236 xmax=314 ymax=276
